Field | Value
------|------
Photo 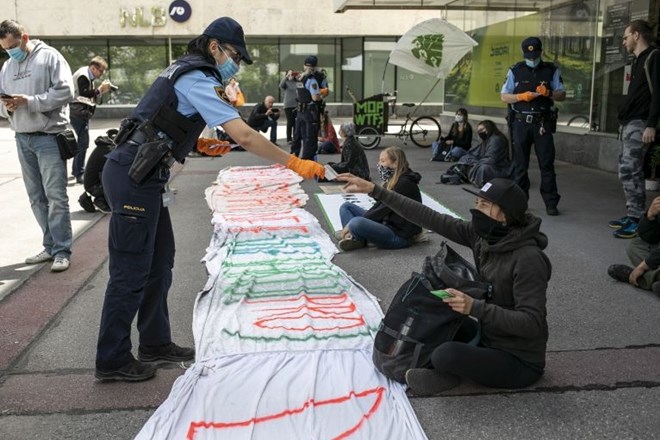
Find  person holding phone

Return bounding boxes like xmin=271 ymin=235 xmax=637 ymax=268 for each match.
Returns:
xmin=0 ymin=19 xmax=74 ymax=273
xmin=337 ymin=175 xmax=551 ymax=395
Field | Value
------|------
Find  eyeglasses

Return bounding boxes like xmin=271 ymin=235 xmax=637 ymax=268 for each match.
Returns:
xmin=220 ymin=45 xmax=242 ymax=64
xmin=622 ymin=33 xmax=634 ymax=42
xmin=94 ymin=66 xmax=105 ymax=76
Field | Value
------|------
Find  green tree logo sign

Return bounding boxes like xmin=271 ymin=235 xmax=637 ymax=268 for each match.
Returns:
xmin=411 ymin=34 xmax=444 ymax=67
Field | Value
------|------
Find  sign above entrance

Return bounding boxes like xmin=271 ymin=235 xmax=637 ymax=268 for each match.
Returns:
xmin=119 ymin=7 xmax=167 ymax=28
xmin=169 ymin=0 xmax=192 ymax=23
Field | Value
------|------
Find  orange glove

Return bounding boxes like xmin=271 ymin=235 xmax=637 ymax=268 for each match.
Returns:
xmin=286 ymin=154 xmax=325 ymax=180
xmin=516 ymin=91 xmax=536 ymax=102
xmin=535 ymin=84 xmax=551 ymax=97
xmin=196 ymin=138 xmax=232 ymax=156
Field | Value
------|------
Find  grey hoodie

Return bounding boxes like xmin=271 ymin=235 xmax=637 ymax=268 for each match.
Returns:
xmin=0 ymin=40 xmax=73 ymax=133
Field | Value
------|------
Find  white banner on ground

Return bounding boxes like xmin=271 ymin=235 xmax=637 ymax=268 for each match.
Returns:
xmin=136 ymin=165 xmax=428 ymax=440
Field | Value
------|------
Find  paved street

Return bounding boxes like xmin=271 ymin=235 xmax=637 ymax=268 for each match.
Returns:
xmin=0 ymin=118 xmax=659 ymax=439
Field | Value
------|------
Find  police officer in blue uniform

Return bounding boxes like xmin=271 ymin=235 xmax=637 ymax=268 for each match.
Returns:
xmin=291 ymin=55 xmax=328 ymax=160
xmin=501 ymin=37 xmax=566 ymax=216
xmin=95 ymin=17 xmax=324 ymax=382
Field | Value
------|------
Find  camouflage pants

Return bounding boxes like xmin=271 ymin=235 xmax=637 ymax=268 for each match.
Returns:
xmin=626 ymin=236 xmax=660 ymax=290
xmin=618 ymin=120 xmax=648 ymax=219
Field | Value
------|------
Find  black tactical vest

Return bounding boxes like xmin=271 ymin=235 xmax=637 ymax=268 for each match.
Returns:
xmin=131 ymin=54 xmax=223 ymax=162
xmin=511 ymin=61 xmax=557 ymax=113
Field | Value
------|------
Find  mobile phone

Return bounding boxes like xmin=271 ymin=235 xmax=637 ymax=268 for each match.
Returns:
xmin=324 ymin=164 xmax=338 ymax=181
xmin=430 ymin=289 xmax=454 ymax=299
xmin=0 ymin=93 xmax=13 ymax=99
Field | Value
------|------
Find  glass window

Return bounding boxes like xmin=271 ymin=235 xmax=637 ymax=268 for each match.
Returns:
xmin=342 ymin=37 xmax=363 ymax=103
xmin=364 ymin=39 xmax=395 ymax=99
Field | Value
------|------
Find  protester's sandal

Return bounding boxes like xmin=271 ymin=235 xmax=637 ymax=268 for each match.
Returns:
xmin=95 ymin=357 xmax=156 ymax=382
xmin=404 ymin=368 xmax=460 ymax=397
xmin=138 ymin=342 xmax=195 ymax=363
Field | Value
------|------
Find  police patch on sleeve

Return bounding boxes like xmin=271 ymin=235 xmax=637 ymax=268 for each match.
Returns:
xmin=214 ymin=86 xmax=229 ymax=102
xmin=311 ymin=83 xmax=319 ymax=91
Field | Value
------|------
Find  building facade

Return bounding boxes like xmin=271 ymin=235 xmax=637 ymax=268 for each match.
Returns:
xmin=1 ymin=0 xmax=658 ymax=170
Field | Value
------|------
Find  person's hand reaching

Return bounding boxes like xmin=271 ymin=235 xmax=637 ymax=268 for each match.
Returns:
xmin=286 ymin=154 xmax=325 ymax=179
xmin=336 ymin=173 xmax=376 ymax=194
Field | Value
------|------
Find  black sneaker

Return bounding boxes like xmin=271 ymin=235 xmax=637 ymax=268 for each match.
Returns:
xmin=78 ymin=192 xmax=96 ymax=213
xmin=546 ymin=207 xmax=559 ymax=216
xmin=651 ymin=281 xmax=660 ymax=295
xmin=405 ymin=368 xmax=460 ymax=397
xmin=93 ymin=198 xmax=112 ymax=214
xmin=138 ymin=342 xmax=195 ymax=363
xmin=607 ymin=264 xmax=633 ymax=283
xmin=95 ymin=357 xmax=156 ymax=382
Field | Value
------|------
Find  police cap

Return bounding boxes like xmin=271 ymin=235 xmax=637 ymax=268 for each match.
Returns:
xmin=304 ymin=56 xmax=318 ymax=67
xmin=521 ymin=37 xmax=542 ymax=59
xmin=203 ymin=17 xmax=253 ymax=65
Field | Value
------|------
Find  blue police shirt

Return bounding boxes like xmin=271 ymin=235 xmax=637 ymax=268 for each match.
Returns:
xmin=500 ymin=63 xmax=565 ymax=94
xmin=305 ymin=76 xmax=321 ymax=100
xmin=173 ymin=70 xmax=241 ymax=128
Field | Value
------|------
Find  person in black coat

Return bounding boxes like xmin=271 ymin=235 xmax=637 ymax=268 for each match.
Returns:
xmin=336 ymin=146 xmax=422 ymax=251
xmin=326 ymin=122 xmax=370 ymax=180
xmin=247 ymin=95 xmax=278 ymax=143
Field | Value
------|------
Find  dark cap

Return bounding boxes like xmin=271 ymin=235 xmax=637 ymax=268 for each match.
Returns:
xmin=521 ymin=37 xmax=542 ymax=59
xmin=463 ymin=178 xmax=528 ymax=221
xmin=304 ymin=55 xmax=318 ymax=67
xmin=203 ymin=17 xmax=253 ymax=65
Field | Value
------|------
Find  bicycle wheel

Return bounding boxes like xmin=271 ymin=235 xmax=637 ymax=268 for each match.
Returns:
xmin=409 ymin=116 xmax=441 ymax=148
xmin=357 ymin=127 xmax=381 ymax=150
xmin=567 ymin=115 xmax=590 ymax=129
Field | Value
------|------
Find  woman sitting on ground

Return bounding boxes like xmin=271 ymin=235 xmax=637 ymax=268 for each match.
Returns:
xmin=337 ymin=175 xmax=551 ymax=395
xmin=336 ymin=146 xmax=422 ymax=251
xmin=444 ymin=120 xmax=512 ymax=187
xmin=436 ymin=108 xmax=473 ymax=161
xmin=325 ymin=122 xmax=370 ymax=180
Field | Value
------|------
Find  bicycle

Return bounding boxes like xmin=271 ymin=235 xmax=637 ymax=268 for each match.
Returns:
xmin=347 ymin=87 xmax=442 ymax=150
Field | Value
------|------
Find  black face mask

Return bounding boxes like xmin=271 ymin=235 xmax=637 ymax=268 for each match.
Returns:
xmin=477 ymin=131 xmax=488 ymax=140
xmin=470 ymin=209 xmax=510 ymax=243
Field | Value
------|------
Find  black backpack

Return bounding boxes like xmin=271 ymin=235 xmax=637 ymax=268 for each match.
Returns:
xmin=372 ymin=242 xmax=492 ymax=383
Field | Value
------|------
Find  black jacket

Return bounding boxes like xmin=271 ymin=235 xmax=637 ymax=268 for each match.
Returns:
xmin=329 ymin=136 xmax=370 ymax=180
xmin=364 ymin=170 xmax=423 ymax=239
xmin=618 ymin=46 xmax=660 ymax=128
xmin=638 ymin=212 xmax=660 ymax=269
xmin=247 ymin=103 xmax=269 ymax=127
xmin=369 ymin=184 xmax=550 ymax=370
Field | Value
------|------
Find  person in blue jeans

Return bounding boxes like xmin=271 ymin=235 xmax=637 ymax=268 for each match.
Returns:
xmin=336 ymin=146 xmax=422 ymax=251
xmin=0 ymin=19 xmax=74 ymax=273
xmin=247 ymin=95 xmax=278 ymax=144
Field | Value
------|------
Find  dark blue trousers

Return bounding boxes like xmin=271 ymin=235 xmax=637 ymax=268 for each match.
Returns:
xmin=96 ymin=146 xmax=173 ymax=370
xmin=511 ymin=119 xmax=560 ymax=209
xmin=70 ymin=116 xmax=90 ymax=179
xmin=291 ymin=103 xmax=319 ymax=160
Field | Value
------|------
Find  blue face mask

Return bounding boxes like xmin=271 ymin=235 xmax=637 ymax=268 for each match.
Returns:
xmin=217 ymin=49 xmax=240 ymax=81
xmin=525 ymin=58 xmax=540 ymax=68
xmin=7 ymin=46 xmax=27 ymax=62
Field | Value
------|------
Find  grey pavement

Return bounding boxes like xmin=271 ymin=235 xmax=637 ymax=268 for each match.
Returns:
xmin=0 ymin=118 xmax=659 ymax=440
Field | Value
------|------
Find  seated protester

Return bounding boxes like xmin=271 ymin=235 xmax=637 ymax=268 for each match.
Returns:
xmin=247 ymin=95 xmax=278 ymax=144
xmin=326 ymin=122 xmax=370 ymax=180
xmin=317 ymin=113 xmax=341 ymax=154
xmin=608 ymin=195 xmax=660 ymax=296
xmin=337 ymin=175 xmax=550 ymax=395
xmin=78 ymin=129 xmax=117 ymax=214
xmin=336 ymin=146 xmax=422 ymax=252
xmin=440 ymin=120 xmax=512 ymax=187
xmin=434 ymin=108 xmax=473 ymax=161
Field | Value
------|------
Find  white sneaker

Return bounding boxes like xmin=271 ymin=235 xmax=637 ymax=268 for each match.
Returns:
xmin=51 ymin=256 xmax=70 ymax=272
xmin=25 ymin=250 xmax=53 ymax=264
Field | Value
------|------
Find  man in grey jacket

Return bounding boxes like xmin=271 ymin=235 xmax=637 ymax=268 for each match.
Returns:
xmin=0 ymin=19 xmax=74 ymax=272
